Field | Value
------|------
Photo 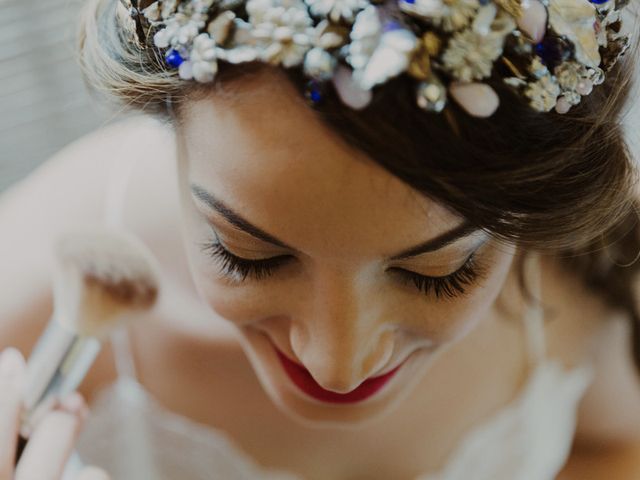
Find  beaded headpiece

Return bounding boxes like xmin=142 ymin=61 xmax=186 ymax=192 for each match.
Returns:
xmin=116 ymin=0 xmax=632 ymax=117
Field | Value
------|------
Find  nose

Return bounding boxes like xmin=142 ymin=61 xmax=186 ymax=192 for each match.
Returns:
xmin=291 ymin=268 xmax=395 ymax=394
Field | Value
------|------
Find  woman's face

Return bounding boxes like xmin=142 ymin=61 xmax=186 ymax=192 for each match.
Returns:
xmin=175 ymin=68 xmax=517 ymax=429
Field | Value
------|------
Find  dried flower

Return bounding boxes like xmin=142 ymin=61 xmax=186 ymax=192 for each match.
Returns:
xmin=548 ymin=0 xmax=600 ymax=68
xmin=416 ymin=74 xmax=447 ymax=111
xmin=247 ymin=0 xmax=316 ymax=67
xmin=441 ymin=9 xmax=515 ymax=82
xmin=161 ymin=0 xmax=179 ymax=19
xmin=554 ymin=61 xmax=587 ymax=91
xmin=152 ymin=0 xmax=211 ymax=49
xmin=408 ymin=32 xmax=441 ymax=80
xmin=304 ymin=0 xmax=369 ymax=23
xmin=400 ymin=0 xmax=481 ymax=32
xmin=347 ymin=7 xmax=418 ymax=89
xmin=179 ymin=32 xmax=218 ymax=82
xmin=346 ymin=5 xmax=381 ymax=70
xmin=524 ymin=71 xmax=561 ymax=111
xmin=133 ymin=0 xmax=630 ymax=118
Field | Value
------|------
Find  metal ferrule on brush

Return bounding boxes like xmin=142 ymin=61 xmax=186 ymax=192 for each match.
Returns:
xmin=20 ymin=315 xmax=101 ymax=437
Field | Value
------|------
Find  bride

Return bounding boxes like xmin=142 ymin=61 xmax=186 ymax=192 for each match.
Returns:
xmin=1 ymin=0 xmax=640 ymax=478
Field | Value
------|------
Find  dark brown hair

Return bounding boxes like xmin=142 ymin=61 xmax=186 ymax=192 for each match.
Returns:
xmin=77 ymin=0 xmax=640 ymax=374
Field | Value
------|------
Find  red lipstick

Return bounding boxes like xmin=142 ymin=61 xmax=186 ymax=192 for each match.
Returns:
xmin=274 ymin=346 xmax=405 ymax=404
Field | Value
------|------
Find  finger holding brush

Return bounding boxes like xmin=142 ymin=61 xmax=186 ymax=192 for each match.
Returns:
xmin=2 ymin=345 xmax=108 ymax=480
xmin=13 ymin=226 xmax=162 ymax=475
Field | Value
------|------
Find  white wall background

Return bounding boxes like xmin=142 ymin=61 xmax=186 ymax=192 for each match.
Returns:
xmin=0 ymin=0 xmax=127 ymax=193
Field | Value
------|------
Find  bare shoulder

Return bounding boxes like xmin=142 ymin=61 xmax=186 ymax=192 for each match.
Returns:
xmin=537 ymin=254 xmax=640 ymax=447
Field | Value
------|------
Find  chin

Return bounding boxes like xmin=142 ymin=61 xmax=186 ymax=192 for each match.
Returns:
xmin=232 ymin=325 xmax=436 ymax=431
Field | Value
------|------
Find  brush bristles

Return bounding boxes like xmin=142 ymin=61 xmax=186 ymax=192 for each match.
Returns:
xmin=52 ymin=227 xmax=161 ymax=337
xmin=83 ymin=270 xmax=157 ymax=308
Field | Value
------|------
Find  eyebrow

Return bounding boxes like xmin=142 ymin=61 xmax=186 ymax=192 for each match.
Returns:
xmin=191 ymin=184 xmax=480 ymax=261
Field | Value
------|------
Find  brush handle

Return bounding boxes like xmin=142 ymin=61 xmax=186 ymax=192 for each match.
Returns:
xmin=15 ymin=317 xmax=100 ymax=462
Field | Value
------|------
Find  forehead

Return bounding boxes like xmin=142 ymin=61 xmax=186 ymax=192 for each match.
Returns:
xmin=177 ymin=69 xmax=463 ymax=259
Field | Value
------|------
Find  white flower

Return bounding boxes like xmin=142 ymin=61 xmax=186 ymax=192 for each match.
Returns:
xmin=304 ymin=0 xmax=369 ymax=23
xmin=215 ymin=18 xmax=262 ymax=63
xmin=304 ymin=47 xmax=337 ymax=78
xmin=153 ymin=10 xmax=207 ymax=48
xmin=525 ymin=73 xmax=561 ymax=111
xmin=151 ymin=0 xmax=215 ymax=49
xmin=346 ymin=5 xmax=381 ymax=71
xmin=554 ymin=61 xmax=587 ymax=91
xmin=548 ymin=0 xmax=600 ymax=68
xmin=560 ymin=90 xmax=582 ymax=105
xmin=399 ymin=0 xmax=481 ymax=32
xmin=191 ymin=0 xmax=216 ymax=10
xmin=442 ymin=30 xmax=498 ymax=81
xmin=161 ymin=0 xmax=179 ymax=19
xmin=177 ymin=19 xmax=202 ymax=44
xmin=529 ymin=56 xmax=548 ymax=78
xmin=551 ymin=60 xmax=598 ymax=109
xmin=153 ymin=21 xmax=179 ymax=48
xmin=246 ymin=0 xmax=315 ymax=67
xmin=311 ymin=19 xmax=349 ymax=50
xmin=179 ymin=33 xmax=219 ymax=82
xmin=302 ymin=19 xmax=349 ymax=79
xmin=441 ymin=9 xmax=515 ymax=82
xmin=346 ymin=7 xmax=418 ymax=89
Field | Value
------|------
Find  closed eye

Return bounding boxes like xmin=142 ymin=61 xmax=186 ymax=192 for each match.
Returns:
xmin=198 ymin=234 xmax=488 ymax=299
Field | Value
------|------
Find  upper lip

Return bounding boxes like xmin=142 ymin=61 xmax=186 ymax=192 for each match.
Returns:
xmin=275 ymin=344 xmax=408 ymax=381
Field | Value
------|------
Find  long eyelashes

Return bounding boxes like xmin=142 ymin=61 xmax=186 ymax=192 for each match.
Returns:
xmin=198 ymin=236 xmax=486 ymax=299
xmin=199 ymin=239 xmax=292 ymax=282
xmin=388 ymin=252 xmax=486 ymax=300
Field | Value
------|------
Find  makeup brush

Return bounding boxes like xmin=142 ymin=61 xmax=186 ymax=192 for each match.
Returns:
xmin=14 ymin=226 xmax=161 ymax=469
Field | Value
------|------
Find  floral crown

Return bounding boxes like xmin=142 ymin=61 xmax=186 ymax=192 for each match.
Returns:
xmin=116 ymin=0 xmax=632 ymax=117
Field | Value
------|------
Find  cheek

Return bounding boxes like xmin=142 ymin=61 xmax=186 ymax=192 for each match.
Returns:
xmin=176 ymin=169 xmax=253 ymax=324
xmin=192 ymin=275 xmax=276 ymax=327
xmin=181 ymin=229 xmax=265 ymax=326
xmin=179 ymin=213 xmax=281 ymax=325
xmin=176 ymin=194 xmax=247 ymax=322
xmin=427 ymin=245 xmax=516 ymax=344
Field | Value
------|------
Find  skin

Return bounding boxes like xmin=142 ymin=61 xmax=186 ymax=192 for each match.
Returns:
xmin=174 ymin=67 xmax=518 ymax=429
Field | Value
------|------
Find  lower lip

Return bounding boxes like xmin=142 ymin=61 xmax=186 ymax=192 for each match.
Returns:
xmin=274 ymin=347 xmax=406 ymax=404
